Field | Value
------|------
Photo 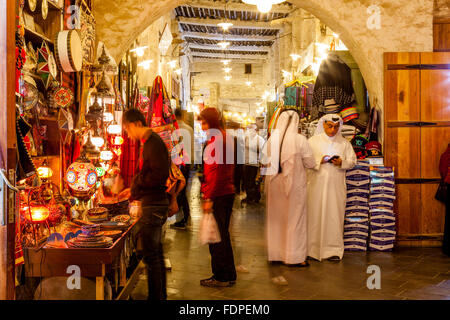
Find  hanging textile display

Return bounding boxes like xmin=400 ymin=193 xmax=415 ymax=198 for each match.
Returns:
xmin=312 ymin=54 xmax=355 ymax=117
xmin=147 ymin=76 xmax=177 ymax=128
xmin=267 ymin=105 xmax=284 ymax=137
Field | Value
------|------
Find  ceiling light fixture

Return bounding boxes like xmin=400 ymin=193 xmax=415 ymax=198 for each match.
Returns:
xmin=246 ymin=81 xmax=253 ymax=86
xmin=167 ymin=60 xmax=178 ymax=68
xmin=290 ymin=53 xmax=301 ymax=61
xmin=225 ymin=76 xmax=232 ymax=81
xmin=218 ymin=41 xmax=231 ymax=49
xmin=242 ymin=0 xmax=286 ymax=14
xmin=138 ymin=59 xmax=153 ymax=70
xmin=223 ymin=67 xmax=232 ymax=73
xmin=175 ymin=68 xmax=182 ymax=75
xmin=218 ymin=22 xmax=233 ymax=31
xmin=130 ymin=46 xmax=148 ymax=57
xmin=221 ymin=59 xmax=231 ymax=65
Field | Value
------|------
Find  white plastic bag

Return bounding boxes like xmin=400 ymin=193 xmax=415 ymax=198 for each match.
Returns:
xmin=199 ymin=213 xmax=221 ymax=245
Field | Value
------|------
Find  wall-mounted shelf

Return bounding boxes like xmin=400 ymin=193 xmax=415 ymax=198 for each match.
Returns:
xmin=31 ymin=155 xmax=59 ymax=159
xmin=24 ymin=26 xmax=54 ymax=47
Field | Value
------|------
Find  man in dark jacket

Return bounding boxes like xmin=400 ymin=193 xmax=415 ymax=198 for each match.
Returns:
xmin=123 ymin=109 xmax=170 ymax=300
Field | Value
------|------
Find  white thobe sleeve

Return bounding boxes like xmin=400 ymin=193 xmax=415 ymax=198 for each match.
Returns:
xmin=340 ymin=140 xmax=357 ymax=170
xmin=307 ymin=138 xmax=323 ymax=171
xmin=299 ymin=136 xmax=316 ymax=169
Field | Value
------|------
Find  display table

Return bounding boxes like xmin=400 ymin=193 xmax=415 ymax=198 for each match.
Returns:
xmin=24 ymin=219 xmax=142 ymax=300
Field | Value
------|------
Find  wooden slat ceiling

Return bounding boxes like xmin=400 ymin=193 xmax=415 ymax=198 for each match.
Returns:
xmin=176 ymin=0 xmax=293 ymax=60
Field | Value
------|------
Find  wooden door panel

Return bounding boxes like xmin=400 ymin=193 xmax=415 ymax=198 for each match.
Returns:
xmin=384 ymin=53 xmax=421 ymax=122
xmin=421 ymin=184 xmax=446 ymax=234
xmin=420 ymin=52 xmax=450 ymax=122
xmin=395 ymin=184 xmax=422 ymax=235
xmin=421 ymin=127 xmax=450 ymax=178
xmin=385 ymin=127 xmax=421 ymax=178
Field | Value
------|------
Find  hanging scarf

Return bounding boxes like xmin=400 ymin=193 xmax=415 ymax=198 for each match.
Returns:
xmin=147 ymin=76 xmax=176 ymax=128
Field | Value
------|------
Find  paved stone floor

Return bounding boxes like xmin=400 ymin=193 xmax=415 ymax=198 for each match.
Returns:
xmin=131 ymin=175 xmax=450 ymax=300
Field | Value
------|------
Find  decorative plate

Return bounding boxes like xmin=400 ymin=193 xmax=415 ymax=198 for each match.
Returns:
xmin=42 ymin=0 xmax=48 ymax=20
xmin=111 ymin=215 xmax=131 ymax=224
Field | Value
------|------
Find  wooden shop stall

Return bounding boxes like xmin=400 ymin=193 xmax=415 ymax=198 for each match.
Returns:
xmin=15 ymin=0 xmax=145 ymax=300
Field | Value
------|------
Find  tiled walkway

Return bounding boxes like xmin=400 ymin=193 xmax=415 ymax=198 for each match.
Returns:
xmin=131 ymin=175 xmax=450 ymax=300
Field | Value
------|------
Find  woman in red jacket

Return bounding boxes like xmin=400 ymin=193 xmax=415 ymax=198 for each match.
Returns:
xmin=198 ymin=108 xmax=237 ymax=287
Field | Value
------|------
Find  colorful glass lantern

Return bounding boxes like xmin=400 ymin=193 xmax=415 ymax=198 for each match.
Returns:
xmin=100 ymin=150 xmax=114 ymax=161
xmin=37 ymin=160 xmax=53 ymax=180
xmin=28 ymin=203 xmax=50 ymax=223
xmin=65 ymin=153 xmax=98 ymax=199
xmin=103 ymin=112 xmax=114 ymax=122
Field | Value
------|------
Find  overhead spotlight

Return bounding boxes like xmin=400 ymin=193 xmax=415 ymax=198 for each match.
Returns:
xmin=333 ymin=32 xmax=339 ymax=39
xmin=223 ymin=67 xmax=232 ymax=73
xmin=130 ymin=46 xmax=148 ymax=57
xmin=246 ymin=81 xmax=253 ymax=86
xmin=221 ymin=60 xmax=231 ymax=65
xmin=138 ymin=60 xmax=153 ymax=70
xmin=167 ymin=60 xmax=178 ymax=68
xmin=218 ymin=22 xmax=233 ymax=31
xmin=242 ymin=0 xmax=286 ymax=14
xmin=290 ymin=53 xmax=301 ymax=61
xmin=175 ymin=68 xmax=182 ymax=75
xmin=218 ymin=41 xmax=231 ymax=49
xmin=225 ymin=76 xmax=232 ymax=81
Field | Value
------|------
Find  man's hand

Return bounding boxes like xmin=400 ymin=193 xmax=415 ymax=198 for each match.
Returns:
xmin=331 ymin=157 xmax=343 ymax=167
xmin=202 ymin=199 xmax=213 ymax=213
xmin=321 ymin=155 xmax=330 ymax=164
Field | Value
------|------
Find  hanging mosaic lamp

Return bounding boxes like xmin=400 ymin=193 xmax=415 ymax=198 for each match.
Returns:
xmin=65 ymin=152 xmax=98 ymax=200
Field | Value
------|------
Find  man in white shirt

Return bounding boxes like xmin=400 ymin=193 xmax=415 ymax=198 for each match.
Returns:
xmin=172 ymin=108 xmax=194 ymax=229
xmin=243 ymin=124 xmax=265 ymax=203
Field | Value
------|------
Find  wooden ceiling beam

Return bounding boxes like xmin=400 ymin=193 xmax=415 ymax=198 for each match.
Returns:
xmin=187 ymin=43 xmax=271 ymax=52
xmin=190 ymin=51 xmax=268 ymax=60
xmin=184 ymin=0 xmax=293 ymax=14
xmin=181 ymin=31 xmax=275 ymax=41
xmin=177 ymin=16 xmax=281 ymax=30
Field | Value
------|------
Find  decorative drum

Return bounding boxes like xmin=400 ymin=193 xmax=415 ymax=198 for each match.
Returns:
xmin=54 ymin=30 xmax=83 ymax=73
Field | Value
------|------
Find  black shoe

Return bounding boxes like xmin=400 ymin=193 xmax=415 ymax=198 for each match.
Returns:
xmin=200 ymin=276 xmax=235 ymax=287
xmin=171 ymin=221 xmax=186 ymax=229
xmin=284 ymin=261 xmax=310 ymax=268
xmin=327 ymin=256 xmax=341 ymax=261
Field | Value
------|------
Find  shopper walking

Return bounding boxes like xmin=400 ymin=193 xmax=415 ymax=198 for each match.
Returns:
xmin=123 ymin=109 xmax=170 ymax=300
xmin=262 ymin=109 xmax=316 ymax=266
xmin=306 ymin=114 xmax=357 ymax=261
xmin=172 ymin=108 xmax=194 ymax=229
xmin=198 ymin=108 xmax=237 ymax=287
xmin=243 ymin=124 xmax=265 ymax=203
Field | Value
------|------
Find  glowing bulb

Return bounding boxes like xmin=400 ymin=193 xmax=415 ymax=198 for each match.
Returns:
xmin=113 ymin=136 xmax=124 ymax=146
xmin=218 ymin=41 xmax=230 ymax=49
xmin=225 ymin=76 xmax=231 ymax=81
xmin=100 ymin=150 xmax=114 ymax=161
xmin=103 ymin=112 xmax=114 ymax=122
xmin=168 ymin=60 xmax=177 ymax=68
xmin=333 ymin=33 xmax=339 ymax=39
xmin=91 ymin=136 xmax=105 ymax=148
xmin=29 ymin=205 xmax=50 ymax=222
xmin=138 ymin=60 xmax=153 ymax=70
xmin=107 ymin=123 xmax=121 ymax=135
xmin=218 ymin=22 xmax=233 ymax=31
xmin=290 ymin=53 xmax=301 ymax=61
xmin=223 ymin=67 xmax=232 ymax=73
xmin=175 ymin=68 xmax=182 ymax=75
xmin=221 ymin=60 xmax=231 ymax=65
xmin=257 ymin=1 xmax=272 ymax=13
xmin=130 ymin=46 xmax=148 ymax=57
xmin=246 ymin=81 xmax=252 ymax=86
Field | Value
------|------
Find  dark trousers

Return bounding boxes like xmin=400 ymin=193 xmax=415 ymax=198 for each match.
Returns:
xmin=177 ymin=165 xmax=191 ymax=223
xmin=243 ymin=165 xmax=260 ymax=202
xmin=234 ymin=164 xmax=244 ymax=194
xmin=209 ymin=194 xmax=236 ymax=282
xmin=139 ymin=204 xmax=168 ymax=300
xmin=444 ymin=185 xmax=450 ymax=256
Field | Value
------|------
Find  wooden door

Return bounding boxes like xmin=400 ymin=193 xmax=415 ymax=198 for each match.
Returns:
xmin=384 ymin=52 xmax=450 ymax=246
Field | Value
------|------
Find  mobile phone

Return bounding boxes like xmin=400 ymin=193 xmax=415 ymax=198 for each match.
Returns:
xmin=328 ymin=155 xmax=339 ymax=162
xmin=323 ymin=156 xmax=331 ymax=162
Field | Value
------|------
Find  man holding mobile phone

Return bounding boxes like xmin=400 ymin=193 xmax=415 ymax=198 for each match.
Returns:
xmin=306 ymin=114 xmax=357 ymax=262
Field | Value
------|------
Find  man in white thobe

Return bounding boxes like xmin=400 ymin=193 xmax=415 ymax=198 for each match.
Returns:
xmin=262 ymin=110 xmax=316 ymax=266
xmin=307 ymin=114 xmax=357 ymax=261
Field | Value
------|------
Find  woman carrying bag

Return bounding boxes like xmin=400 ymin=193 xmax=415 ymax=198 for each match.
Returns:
xmin=198 ymin=108 xmax=237 ymax=287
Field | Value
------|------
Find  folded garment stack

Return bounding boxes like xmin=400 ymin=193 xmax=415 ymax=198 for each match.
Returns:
xmin=344 ymin=160 xmax=370 ymax=251
xmin=368 ymin=167 xmax=396 ymax=251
